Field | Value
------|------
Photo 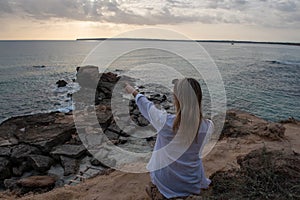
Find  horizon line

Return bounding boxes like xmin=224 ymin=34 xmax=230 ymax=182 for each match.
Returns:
xmin=0 ymin=38 xmax=299 ymax=46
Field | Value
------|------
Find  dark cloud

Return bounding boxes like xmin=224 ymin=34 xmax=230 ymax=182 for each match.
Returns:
xmin=0 ymin=0 xmax=13 ymax=13
xmin=272 ymin=0 xmax=297 ymax=12
xmin=0 ymin=0 xmax=299 ymax=27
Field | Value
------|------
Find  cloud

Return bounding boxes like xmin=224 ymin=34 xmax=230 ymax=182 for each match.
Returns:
xmin=0 ymin=0 xmax=13 ymax=13
xmin=0 ymin=0 xmax=299 ymax=28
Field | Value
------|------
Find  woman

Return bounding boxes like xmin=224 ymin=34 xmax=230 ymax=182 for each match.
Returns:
xmin=125 ymin=78 xmax=213 ymax=200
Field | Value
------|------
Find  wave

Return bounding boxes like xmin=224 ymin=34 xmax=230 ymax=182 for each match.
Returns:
xmin=265 ymin=60 xmax=300 ymax=66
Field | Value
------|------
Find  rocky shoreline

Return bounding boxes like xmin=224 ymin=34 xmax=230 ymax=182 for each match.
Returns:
xmin=0 ymin=68 xmax=176 ymax=195
xmin=0 ymin=68 xmax=296 ymax=198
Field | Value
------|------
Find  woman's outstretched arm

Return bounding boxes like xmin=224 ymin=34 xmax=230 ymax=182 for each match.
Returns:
xmin=124 ymin=83 xmax=167 ymax=132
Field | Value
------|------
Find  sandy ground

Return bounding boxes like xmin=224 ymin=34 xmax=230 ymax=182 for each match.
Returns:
xmin=1 ymin=122 xmax=299 ymax=200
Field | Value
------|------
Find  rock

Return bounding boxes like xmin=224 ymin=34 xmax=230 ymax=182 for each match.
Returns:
xmin=12 ymin=161 xmax=32 ymax=176
xmin=76 ymin=66 xmax=99 ymax=88
xmin=90 ymin=157 xmax=102 ymax=166
xmin=56 ymin=80 xmax=68 ymax=87
xmin=118 ymin=136 xmax=128 ymax=144
xmin=28 ymin=155 xmax=54 ymax=172
xmin=132 ymin=109 xmax=140 ymax=116
xmin=104 ymin=130 xmax=119 ymax=141
xmin=220 ymin=109 xmax=285 ymax=140
xmin=137 ymin=116 xmax=149 ymax=126
xmin=17 ymin=175 xmax=56 ymax=190
xmin=280 ymin=117 xmax=298 ymax=124
xmin=0 ymin=112 xmax=75 ymax=152
xmin=95 ymin=106 xmax=113 ymax=127
xmin=0 ymin=146 xmax=11 ymax=157
xmin=0 ymin=157 xmax=11 ymax=180
xmin=60 ymin=156 xmax=79 ymax=176
xmin=4 ymin=178 xmax=18 ymax=190
xmin=106 ymin=123 xmax=122 ymax=135
xmin=97 ymin=81 xmax=115 ymax=97
xmin=10 ymin=144 xmax=41 ymax=163
xmin=99 ymin=72 xmax=119 ymax=83
xmin=51 ymin=144 xmax=86 ymax=159
xmin=98 ymin=157 xmax=116 ymax=168
xmin=5 ymin=176 xmax=56 ymax=195
xmin=267 ymin=123 xmax=285 ymax=138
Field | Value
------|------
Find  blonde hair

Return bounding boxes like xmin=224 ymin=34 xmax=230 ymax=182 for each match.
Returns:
xmin=173 ymin=78 xmax=203 ymax=145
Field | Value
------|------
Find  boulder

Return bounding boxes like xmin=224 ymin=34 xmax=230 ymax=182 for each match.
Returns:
xmin=60 ymin=156 xmax=79 ymax=176
xmin=28 ymin=155 xmax=54 ymax=172
xmin=76 ymin=66 xmax=99 ymax=88
xmin=99 ymin=72 xmax=119 ymax=83
xmin=56 ymin=80 xmax=68 ymax=87
xmin=51 ymin=144 xmax=86 ymax=159
xmin=10 ymin=144 xmax=41 ymax=163
xmin=97 ymin=81 xmax=115 ymax=97
xmin=0 ymin=157 xmax=11 ymax=180
xmin=0 ymin=112 xmax=75 ymax=152
xmin=220 ymin=110 xmax=285 ymax=140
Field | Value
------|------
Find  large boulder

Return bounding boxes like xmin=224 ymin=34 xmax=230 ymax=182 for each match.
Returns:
xmin=0 ymin=112 xmax=75 ymax=152
xmin=0 ymin=112 xmax=76 ymax=179
xmin=76 ymin=66 xmax=99 ymax=88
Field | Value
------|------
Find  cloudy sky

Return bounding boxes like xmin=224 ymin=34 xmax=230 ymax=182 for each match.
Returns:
xmin=0 ymin=0 xmax=299 ymax=41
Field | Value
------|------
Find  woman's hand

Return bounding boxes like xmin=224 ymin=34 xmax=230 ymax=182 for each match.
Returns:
xmin=124 ymin=83 xmax=138 ymax=97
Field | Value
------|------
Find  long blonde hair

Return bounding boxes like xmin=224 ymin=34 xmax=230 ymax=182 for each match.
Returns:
xmin=173 ymin=78 xmax=203 ymax=145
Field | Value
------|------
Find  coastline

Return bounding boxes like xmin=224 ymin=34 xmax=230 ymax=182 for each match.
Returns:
xmin=0 ymin=70 xmax=299 ymax=199
xmin=0 ymin=110 xmax=298 ymax=200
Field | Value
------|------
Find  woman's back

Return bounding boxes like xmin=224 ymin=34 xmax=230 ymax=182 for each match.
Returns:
xmin=148 ymin=114 xmax=212 ymax=199
xmin=126 ymin=78 xmax=212 ymax=199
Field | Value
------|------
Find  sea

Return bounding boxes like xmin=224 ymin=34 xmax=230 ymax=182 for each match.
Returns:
xmin=0 ymin=40 xmax=299 ymax=124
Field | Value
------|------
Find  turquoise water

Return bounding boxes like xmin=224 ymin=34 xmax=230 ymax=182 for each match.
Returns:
xmin=0 ymin=41 xmax=299 ymax=123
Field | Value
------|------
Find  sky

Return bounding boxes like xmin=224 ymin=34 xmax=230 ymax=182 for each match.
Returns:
xmin=0 ymin=0 xmax=299 ymax=42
